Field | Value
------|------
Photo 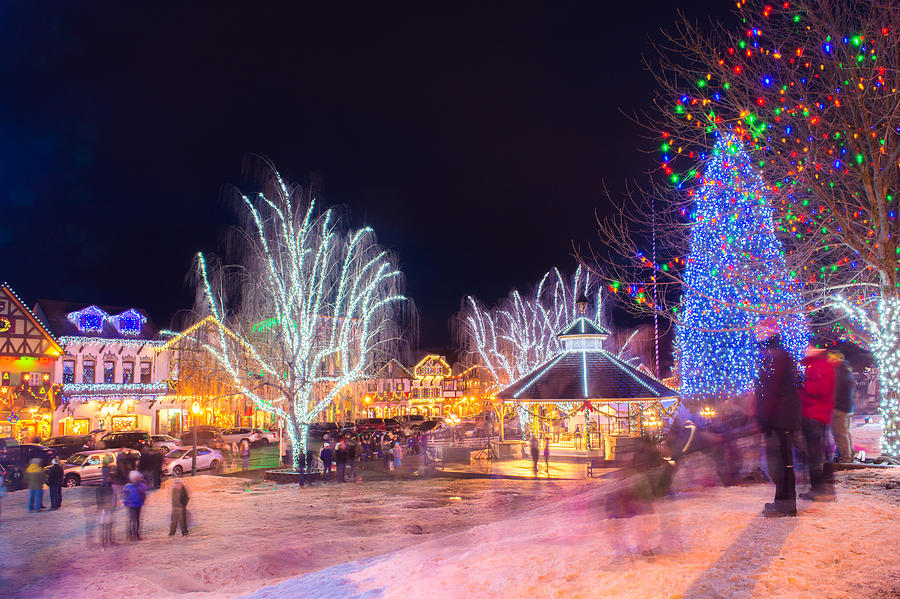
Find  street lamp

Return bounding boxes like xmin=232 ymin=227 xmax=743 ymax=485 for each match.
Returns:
xmin=191 ymin=400 xmax=201 ymax=476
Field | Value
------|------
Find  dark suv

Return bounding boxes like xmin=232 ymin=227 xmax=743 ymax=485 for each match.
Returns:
xmin=42 ymin=435 xmax=96 ymax=459
xmin=0 ymin=443 xmax=57 ymax=490
xmin=99 ymin=430 xmax=151 ymax=451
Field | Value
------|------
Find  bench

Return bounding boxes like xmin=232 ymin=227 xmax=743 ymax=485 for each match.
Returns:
xmin=587 ymin=458 xmax=617 ymax=477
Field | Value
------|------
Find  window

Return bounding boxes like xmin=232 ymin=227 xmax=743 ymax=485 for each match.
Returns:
xmin=122 ymin=361 xmax=134 ymax=384
xmin=82 ymin=360 xmax=95 ymax=384
xmin=395 ymin=382 xmax=404 ymax=392
xmin=367 ymin=382 xmax=376 ymax=393
xmin=412 ymin=388 xmax=421 ymax=399
xmin=62 ymin=361 xmax=75 ymax=384
xmin=140 ymin=362 xmax=151 ymax=383
xmin=86 ymin=456 xmax=101 ymax=466
xmin=104 ymin=361 xmax=116 ymax=384
xmin=1 ymin=371 xmax=9 ymax=386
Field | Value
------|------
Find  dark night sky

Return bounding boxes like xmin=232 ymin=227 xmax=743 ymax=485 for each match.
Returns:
xmin=0 ymin=2 xmax=732 ymax=349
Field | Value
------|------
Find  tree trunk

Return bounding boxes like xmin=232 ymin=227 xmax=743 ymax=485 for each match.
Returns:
xmin=872 ymin=292 xmax=900 ymax=458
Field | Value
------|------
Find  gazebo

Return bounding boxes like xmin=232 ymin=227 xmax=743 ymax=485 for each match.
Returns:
xmin=495 ymin=299 xmax=678 ymax=457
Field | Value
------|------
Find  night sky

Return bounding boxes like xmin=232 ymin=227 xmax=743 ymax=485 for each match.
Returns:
xmin=1 ymin=2 xmax=732 ymax=349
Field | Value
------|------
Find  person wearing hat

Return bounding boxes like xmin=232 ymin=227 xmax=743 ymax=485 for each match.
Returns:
xmin=47 ymin=457 xmax=64 ymax=510
xmin=754 ymin=318 xmax=801 ymax=517
xmin=319 ymin=442 xmax=333 ymax=482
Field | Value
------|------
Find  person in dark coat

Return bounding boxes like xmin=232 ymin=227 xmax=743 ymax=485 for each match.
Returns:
xmin=319 ymin=443 xmax=333 ymax=482
xmin=799 ymin=346 xmax=837 ymax=500
xmin=334 ymin=441 xmax=348 ymax=483
xmin=123 ymin=470 xmax=147 ymax=541
xmin=530 ymin=436 xmax=540 ymax=474
xmin=754 ymin=319 xmax=801 ymax=517
xmin=168 ymin=477 xmax=190 ymax=536
xmin=47 ymin=458 xmax=64 ymax=510
xmin=831 ymin=352 xmax=856 ymax=463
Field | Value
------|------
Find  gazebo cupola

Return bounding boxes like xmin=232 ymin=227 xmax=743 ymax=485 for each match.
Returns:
xmin=556 ymin=292 xmax=609 ymax=352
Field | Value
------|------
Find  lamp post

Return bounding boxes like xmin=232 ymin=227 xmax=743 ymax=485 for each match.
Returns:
xmin=191 ymin=400 xmax=200 ymax=476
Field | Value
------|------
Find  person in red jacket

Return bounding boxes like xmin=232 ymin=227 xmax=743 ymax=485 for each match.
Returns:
xmin=798 ymin=344 xmax=837 ymax=500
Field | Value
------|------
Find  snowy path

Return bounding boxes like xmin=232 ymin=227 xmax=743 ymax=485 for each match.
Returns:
xmin=241 ymin=469 xmax=900 ymax=599
xmin=2 ymin=468 xmax=898 ymax=598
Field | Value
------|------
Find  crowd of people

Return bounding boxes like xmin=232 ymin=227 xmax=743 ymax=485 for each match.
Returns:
xmin=285 ymin=430 xmax=434 ymax=485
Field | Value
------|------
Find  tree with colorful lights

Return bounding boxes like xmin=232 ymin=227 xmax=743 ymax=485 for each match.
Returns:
xmin=678 ymin=135 xmax=807 ymax=400
xmin=194 ymin=162 xmax=407 ymax=469
xmin=590 ymin=0 xmax=900 ymax=456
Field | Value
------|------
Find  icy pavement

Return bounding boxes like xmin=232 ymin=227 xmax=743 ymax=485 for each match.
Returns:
xmin=2 ymin=466 xmax=898 ymax=598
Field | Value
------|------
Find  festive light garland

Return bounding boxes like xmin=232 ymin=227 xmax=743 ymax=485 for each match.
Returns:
xmin=678 ymin=136 xmax=808 ymax=400
xmin=59 ymin=336 xmax=167 ymax=348
xmin=655 ymin=1 xmax=899 ymax=453
xmin=62 ymin=381 xmax=169 ymax=396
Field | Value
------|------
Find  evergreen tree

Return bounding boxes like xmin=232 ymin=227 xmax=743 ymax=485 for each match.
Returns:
xmin=678 ymin=136 xmax=807 ymax=400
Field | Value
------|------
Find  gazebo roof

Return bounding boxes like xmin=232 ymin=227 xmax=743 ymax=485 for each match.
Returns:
xmin=496 ymin=349 xmax=676 ymax=402
xmin=557 ymin=316 xmax=611 ymax=338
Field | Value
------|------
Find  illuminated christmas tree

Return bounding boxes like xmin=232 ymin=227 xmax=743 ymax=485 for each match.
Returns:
xmin=678 ymin=136 xmax=807 ymax=400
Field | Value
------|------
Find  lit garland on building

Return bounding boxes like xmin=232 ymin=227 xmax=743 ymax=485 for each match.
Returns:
xmin=678 ymin=136 xmax=807 ymax=400
xmin=62 ymin=381 xmax=169 ymax=397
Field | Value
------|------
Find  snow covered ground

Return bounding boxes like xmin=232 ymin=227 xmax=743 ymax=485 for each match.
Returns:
xmin=2 ymin=463 xmax=898 ymax=599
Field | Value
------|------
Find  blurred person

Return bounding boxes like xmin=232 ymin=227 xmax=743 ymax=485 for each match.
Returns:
xmin=347 ymin=437 xmax=358 ymax=480
xmin=393 ymin=440 xmax=404 ymax=470
xmin=382 ymin=439 xmax=392 ymax=469
xmin=831 ymin=352 xmax=855 ymax=463
xmin=320 ymin=442 xmax=333 ymax=482
xmin=169 ymin=477 xmax=190 ymax=536
xmin=123 ymin=470 xmax=147 ymax=541
xmin=754 ymin=319 xmax=801 ymax=517
xmin=799 ymin=344 xmax=837 ymax=501
xmin=230 ymin=441 xmax=239 ymax=468
xmin=0 ymin=468 xmax=6 ymax=523
xmin=47 ymin=457 xmax=63 ymax=510
xmin=153 ymin=448 xmax=164 ymax=488
xmin=25 ymin=458 xmax=45 ymax=513
xmin=335 ymin=440 xmax=348 ymax=483
xmin=606 ymin=436 xmax=673 ymax=555
xmin=574 ymin=424 xmax=582 ymax=450
xmin=530 ymin=435 xmax=540 ymax=474
xmin=100 ymin=455 xmax=112 ymax=487
xmin=241 ymin=440 xmax=251 ymax=470
xmin=139 ymin=448 xmax=154 ymax=486
xmin=96 ymin=485 xmax=115 ymax=549
xmin=111 ymin=453 xmax=130 ymax=509
xmin=543 ymin=437 xmax=550 ymax=473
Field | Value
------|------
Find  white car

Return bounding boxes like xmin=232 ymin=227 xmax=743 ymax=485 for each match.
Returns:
xmin=252 ymin=428 xmax=279 ymax=446
xmin=150 ymin=434 xmax=180 ymax=454
xmin=221 ymin=427 xmax=260 ymax=447
xmin=162 ymin=446 xmax=223 ymax=476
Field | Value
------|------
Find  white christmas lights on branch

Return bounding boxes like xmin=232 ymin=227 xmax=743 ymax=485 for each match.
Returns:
xmin=196 ymin=165 xmax=406 ymax=469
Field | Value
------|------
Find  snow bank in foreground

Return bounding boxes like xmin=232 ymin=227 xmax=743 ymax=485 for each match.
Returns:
xmin=242 ymin=469 xmax=900 ymax=599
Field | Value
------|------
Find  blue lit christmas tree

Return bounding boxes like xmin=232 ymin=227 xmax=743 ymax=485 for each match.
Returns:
xmin=677 ymin=135 xmax=807 ymax=400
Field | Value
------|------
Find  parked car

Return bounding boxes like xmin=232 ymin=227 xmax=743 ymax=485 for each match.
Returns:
xmin=0 ymin=443 xmax=57 ymax=490
xmin=98 ymin=430 xmax=152 ymax=451
xmin=252 ymin=428 xmax=279 ymax=446
xmin=61 ymin=448 xmax=141 ymax=487
xmin=410 ymin=419 xmax=442 ymax=433
xmin=355 ymin=418 xmax=389 ymax=433
xmin=179 ymin=428 xmax=224 ymax=449
xmin=162 ymin=446 xmax=223 ymax=476
xmin=221 ymin=427 xmax=260 ymax=447
xmin=309 ymin=422 xmax=339 ymax=439
xmin=41 ymin=435 xmax=96 ymax=460
xmin=150 ymin=434 xmax=181 ymax=454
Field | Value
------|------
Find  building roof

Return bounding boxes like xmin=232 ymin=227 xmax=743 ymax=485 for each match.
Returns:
xmin=373 ymin=358 xmax=414 ymax=380
xmin=33 ymin=299 xmax=161 ymax=342
xmin=496 ymin=349 xmax=676 ymax=402
xmin=557 ymin=316 xmax=611 ymax=338
xmin=0 ymin=283 xmax=64 ymax=357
